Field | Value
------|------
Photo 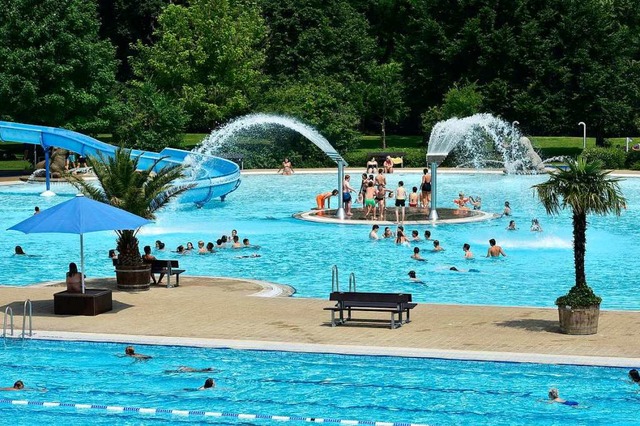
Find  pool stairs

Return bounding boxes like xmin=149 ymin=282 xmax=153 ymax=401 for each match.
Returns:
xmin=2 ymin=299 xmax=32 ymax=340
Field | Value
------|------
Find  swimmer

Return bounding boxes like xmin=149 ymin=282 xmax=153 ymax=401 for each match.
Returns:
xmin=469 ymin=196 xmax=482 ymax=210
xmin=363 ymin=181 xmax=377 ymax=218
xmin=199 ymin=378 xmax=216 ymax=390
xmin=409 ymin=186 xmax=419 ymax=208
xmin=502 ymin=201 xmax=511 ymax=216
xmin=453 ymin=192 xmax=470 ymax=209
xmin=236 ymin=253 xmax=261 ymax=259
xmin=486 ymin=238 xmax=507 ymax=257
xmin=411 ymin=230 xmax=420 ymax=241
xmin=383 ymin=227 xmax=394 ymax=239
xmin=548 ymin=388 xmax=578 ymax=406
xmin=395 ymin=230 xmax=409 ymax=245
xmin=34 ymin=206 xmax=40 ymax=215
xmin=449 ymin=266 xmax=480 ymax=273
xmin=424 ymin=230 xmax=432 ymax=241
xmin=125 ymin=345 xmax=152 ymax=360
xmin=155 ymin=240 xmax=165 ymax=250
xmin=14 ymin=245 xmax=26 ymax=255
xmin=432 ymin=240 xmax=444 ymax=252
xmin=506 ymin=220 xmax=517 ymax=231
xmin=231 ymin=235 xmax=242 ymax=248
xmin=530 ymin=218 xmax=543 ymax=232
xmin=369 ymin=224 xmax=380 ymax=240
xmin=629 ymin=369 xmax=640 ymax=385
xmin=0 ymin=380 xmax=24 ymax=391
xmin=463 ymin=243 xmax=473 ymax=259
xmin=408 ymin=270 xmax=426 ymax=284
xmin=166 ymin=366 xmax=215 ymax=373
xmin=411 ymin=247 xmax=425 ymax=261
xmin=206 ymin=242 xmax=215 ymax=253
xmin=197 ymin=240 xmax=207 ymax=254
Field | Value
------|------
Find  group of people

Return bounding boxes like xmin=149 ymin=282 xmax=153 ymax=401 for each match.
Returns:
xmin=366 ymin=156 xmax=396 ymax=174
xmin=153 ymin=230 xmax=257 ymax=255
xmin=335 ymin=167 xmax=433 ymax=221
xmin=507 ymin=218 xmax=543 ymax=232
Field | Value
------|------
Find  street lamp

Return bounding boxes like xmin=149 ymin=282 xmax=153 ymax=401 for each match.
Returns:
xmin=512 ymin=120 xmax=519 ymax=128
xmin=578 ymin=122 xmax=586 ymax=149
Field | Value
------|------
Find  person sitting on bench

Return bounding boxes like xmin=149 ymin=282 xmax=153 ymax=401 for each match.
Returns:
xmin=142 ymin=245 xmax=163 ymax=285
xmin=66 ymin=262 xmax=83 ymax=293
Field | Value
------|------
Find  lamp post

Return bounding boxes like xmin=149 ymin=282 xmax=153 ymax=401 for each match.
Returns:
xmin=626 ymin=137 xmax=633 ymax=153
xmin=512 ymin=120 xmax=519 ymax=128
xmin=578 ymin=122 xmax=586 ymax=149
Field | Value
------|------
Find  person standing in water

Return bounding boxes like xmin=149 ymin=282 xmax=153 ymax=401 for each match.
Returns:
xmin=395 ymin=181 xmax=407 ymax=223
xmin=420 ymin=168 xmax=432 ymax=209
xmin=342 ymin=175 xmax=356 ymax=216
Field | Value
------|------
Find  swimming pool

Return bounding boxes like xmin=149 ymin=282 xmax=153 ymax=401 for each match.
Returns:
xmin=2 ymin=172 xmax=639 ymax=309
xmin=0 ymin=339 xmax=637 ymax=425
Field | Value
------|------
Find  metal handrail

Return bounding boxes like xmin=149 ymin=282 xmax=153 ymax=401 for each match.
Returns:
xmin=22 ymin=300 xmax=32 ymax=338
xmin=3 ymin=306 xmax=14 ymax=338
xmin=331 ymin=265 xmax=339 ymax=292
xmin=348 ymin=272 xmax=357 ymax=292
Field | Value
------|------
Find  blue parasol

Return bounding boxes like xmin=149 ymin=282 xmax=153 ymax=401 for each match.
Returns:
xmin=7 ymin=194 xmax=151 ymax=293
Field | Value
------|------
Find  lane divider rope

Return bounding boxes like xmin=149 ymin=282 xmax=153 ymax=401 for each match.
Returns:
xmin=0 ymin=398 xmax=428 ymax=426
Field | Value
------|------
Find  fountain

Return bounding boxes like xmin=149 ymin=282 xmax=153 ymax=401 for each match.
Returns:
xmin=187 ymin=113 xmax=349 ymax=218
xmin=427 ymin=113 xmax=545 ymax=173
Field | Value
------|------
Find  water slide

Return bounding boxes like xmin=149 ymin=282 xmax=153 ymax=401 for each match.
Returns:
xmin=0 ymin=121 xmax=241 ymax=206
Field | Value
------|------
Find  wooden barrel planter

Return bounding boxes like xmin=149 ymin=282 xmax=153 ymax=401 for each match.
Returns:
xmin=558 ymin=305 xmax=600 ymax=335
xmin=115 ymin=264 xmax=151 ymax=291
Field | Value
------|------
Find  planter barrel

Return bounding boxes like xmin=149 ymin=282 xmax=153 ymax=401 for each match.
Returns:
xmin=558 ymin=305 xmax=600 ymax=335
xmin=115 ymin=264 xmax=151 ymax=291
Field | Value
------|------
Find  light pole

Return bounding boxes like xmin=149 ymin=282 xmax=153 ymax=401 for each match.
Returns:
xmin=626 ymin=137 xmax=633 ymax=152
xmin=578 ymin=122 xmax=586 ymax=149
xmin=512 ymin=120 xmax=519 ymax=128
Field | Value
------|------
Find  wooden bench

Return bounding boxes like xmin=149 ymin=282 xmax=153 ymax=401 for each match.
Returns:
xmin=366 ymin=152 xmax=406 ymax=170
xmin=324 ymin=291 xmax=416 ymax=329
xmin=151 ymin=259 xmax=185 ymax=288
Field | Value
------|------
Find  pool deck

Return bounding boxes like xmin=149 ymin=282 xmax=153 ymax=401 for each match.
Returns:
xmin=1 ymin=277 xmax=639 ymax=367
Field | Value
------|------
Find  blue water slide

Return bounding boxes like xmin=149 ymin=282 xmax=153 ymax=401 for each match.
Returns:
xmin=0 ymin=121 xmax=241 ymax=206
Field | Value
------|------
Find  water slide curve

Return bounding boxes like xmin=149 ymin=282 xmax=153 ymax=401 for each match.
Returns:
xmin=0 ymin=121 xmax=241 ymax=206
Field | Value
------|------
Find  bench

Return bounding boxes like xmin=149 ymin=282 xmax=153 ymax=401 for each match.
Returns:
xmin=150 ymin=259 xmax=185 ymax=288
xmin=324 ymin=291 xmax=416 ymax=329
xmin=54 ymin=289 xmax=113 ymax=316
xmin=366 ymin=152 xmax=406 ymax=170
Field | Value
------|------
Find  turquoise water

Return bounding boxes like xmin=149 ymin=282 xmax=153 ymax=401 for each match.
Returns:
xmin=1 ymin=172 xmax=639 ymax=309
xmin=0 ymin=340 xmax=637 ymax=425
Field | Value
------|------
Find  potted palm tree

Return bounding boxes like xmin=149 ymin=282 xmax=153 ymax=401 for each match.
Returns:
xmin=533 ymin=158 xmax=626 ymax=334
xmin=69 ymin=148 xmax=193 ymax=291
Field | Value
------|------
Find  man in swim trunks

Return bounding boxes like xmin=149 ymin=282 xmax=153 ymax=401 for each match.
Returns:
xmin=343 ymin=175 xmax=355 ymax=216
xmin=375 ymin=168 xmax=386 ymax=188
xmin=375 ymin=185 xmax=391 ymax=221
xmin=463 ymin=243 xmax=473 ymax=259
xmin=395 ymin=181 xmax=407 ymax=223
xmin=486 ymin=238 xmax=507 ymax=257
xmin=315 ymin=189 xmax=339 ymax=210
xmin=411 ymin=247 xmax=425 ymax=261
xmin=363 ymin=181 xmax=377 ymax=218
xmin=409 ymin=186 xmax=419 ymax=208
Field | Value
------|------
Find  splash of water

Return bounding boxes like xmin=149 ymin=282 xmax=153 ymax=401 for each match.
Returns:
xmin=188 ymin=113 xmax=344 ymax=173
xmin=427 ymin=113 xmax=544 ymax=173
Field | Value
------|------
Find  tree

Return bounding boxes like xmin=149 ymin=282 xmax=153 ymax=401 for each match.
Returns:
xmin=0 ymin=0 xmax=117 ymax=133
xmin=132 ymin=0 xmax=268 ymax=131
xmin=421 ymin=82 xmax=483 ymax=138
xmin=533 ymin=158 xmax=626 ymax=307
xmin=68 ymin=148 xmax=192 ymax=267
xmin=363 ymin=61 xmax=408 ymax=148
xmin=109 ymin=81 xmax=189 ymax=151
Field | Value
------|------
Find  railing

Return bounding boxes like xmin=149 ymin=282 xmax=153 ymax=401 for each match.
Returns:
xmin=21 ymin=300 xmax=32 ymax=338
xmin=3 ymin=306 xmax=14 ymax=338
xmin=348 ymin=272 xmax=357 ymax=292
xmin=331 ymin=265 xmax=339 ymax=292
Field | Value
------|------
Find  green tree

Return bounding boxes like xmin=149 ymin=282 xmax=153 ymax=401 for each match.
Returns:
xmin=260 ymin=0 xmax=376 ymax=82
xmin=69 ymin=148 xmax=192 ymax=267
xmin=421 ymin=82 xmax=483 ymax=138
xmin=132 ymin=0 xmax=268 ymax=131
xmin=363 ymin=61 xmax=407 ymax=148
xmin=533 ymin=158 xmax=626 ymax=307
xmin=109 ymin=81 xmax=189 ymax=151
xmin=0 ymin=0 xmax=117 ymax=133
xmin=97 ymin=0 xmax=170 ymax=80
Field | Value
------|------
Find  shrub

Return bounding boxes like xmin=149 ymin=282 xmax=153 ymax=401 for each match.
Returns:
xmin=625 ymin=149 xmax=640 ymax=168
xmin=555 ymin=284 xmax=602 ymax=308
xmin=581 ymin=147 xmax=625 ymax=169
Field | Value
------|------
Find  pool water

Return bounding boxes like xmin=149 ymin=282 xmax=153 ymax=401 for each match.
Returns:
xmin=0 ymin=339 xmax=637 ymax=425
xmin=1 ymin=172 xmax=639 ymax=309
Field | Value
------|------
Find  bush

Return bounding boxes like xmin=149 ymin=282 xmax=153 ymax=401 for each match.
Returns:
xmin=555 ymin=284 xmax=602 ymax=308
xmin=581 ymin=147 xmax=625 ymax=169
xmin=625 ymin=149 xmax=640 ymax=168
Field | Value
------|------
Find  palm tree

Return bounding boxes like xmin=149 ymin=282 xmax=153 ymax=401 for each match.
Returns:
xmin=533 ymin=157 xmax=626 ymax=307
xmin=68 ymin=148 xmax=193 ymax=266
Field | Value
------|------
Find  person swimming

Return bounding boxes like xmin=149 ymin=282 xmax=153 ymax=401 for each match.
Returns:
xmin=125 ymin=346 xmax=152 ymax=360
xmin=408 ymin=270 xmax=426 ymax=284
xmin=548 ymin=388 xmax=578 ymax=406
xmin=198 ymin=378 xmax=216 ymax=390
xmin=629 ymin=369 xmax=640 ymax=385
xmin=449 ymin=266 xmax=480 ymax=273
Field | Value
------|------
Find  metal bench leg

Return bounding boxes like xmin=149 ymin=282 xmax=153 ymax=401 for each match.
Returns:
xmin=330 ymin=310 xmax=336 ymax=327
xmin=391 ymin=313 xmax=395 ymax=329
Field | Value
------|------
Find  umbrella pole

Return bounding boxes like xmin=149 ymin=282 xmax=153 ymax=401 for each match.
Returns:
xmin=80 ymin=234 xmax=85 ymax=294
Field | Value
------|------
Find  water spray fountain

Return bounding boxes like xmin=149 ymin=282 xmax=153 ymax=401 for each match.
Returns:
xmin=189 ymin=113 xmax=349 ymax=218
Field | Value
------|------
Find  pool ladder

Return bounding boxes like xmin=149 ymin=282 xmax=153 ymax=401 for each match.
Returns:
xmin=331 ymin=266 xmax=357 ymax=292
xmin=2 ymin=300 xmax=32 ymax=340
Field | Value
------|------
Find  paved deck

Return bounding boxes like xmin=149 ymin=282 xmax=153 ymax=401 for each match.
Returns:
xmin=1 ymin=277 xmax=639 ymax=366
